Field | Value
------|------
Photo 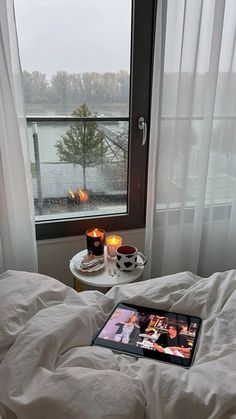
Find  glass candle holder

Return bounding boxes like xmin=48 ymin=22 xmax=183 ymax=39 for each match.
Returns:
xmin=86 ymin=228 xmax=105 ymax=256
xmin=106 ymin=235 xmax=122 ymax=258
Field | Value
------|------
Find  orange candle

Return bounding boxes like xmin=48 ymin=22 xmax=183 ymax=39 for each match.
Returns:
xmin=78 ymin=189 xmax=89 ymax=203
xmin=106 ymin=235 xmax=122 ymax=258
xmin=86 ymin=228 xmax=105 ymax=256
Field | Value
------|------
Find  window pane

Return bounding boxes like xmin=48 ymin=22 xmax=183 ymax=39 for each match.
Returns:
xmin=15 ymin=0 xmax=131 ymax=117
xmin=15 ymin=0 xmax=132 ymax=219
xmin=28 ymin=118 xmax=128 ymax=220
xmin=156 ymin=0 xmax=236 ymax=212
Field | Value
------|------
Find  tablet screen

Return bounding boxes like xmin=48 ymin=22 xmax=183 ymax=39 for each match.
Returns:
xmin=92 ymin=302 xmax=202 ymax=368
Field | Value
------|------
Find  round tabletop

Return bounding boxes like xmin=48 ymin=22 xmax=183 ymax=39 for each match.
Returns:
xmin=70 ymin=247 xmax=144 ymax=288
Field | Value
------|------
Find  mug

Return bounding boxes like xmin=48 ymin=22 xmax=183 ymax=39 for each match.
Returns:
xmin=116 ymin=245 xmax=147 ymax=272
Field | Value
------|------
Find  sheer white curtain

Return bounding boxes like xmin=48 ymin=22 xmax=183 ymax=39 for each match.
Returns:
xmin=0 ymin=0 xmax=38 ymax=273
xmin=145 ymin=0 xmax=236 ymax=278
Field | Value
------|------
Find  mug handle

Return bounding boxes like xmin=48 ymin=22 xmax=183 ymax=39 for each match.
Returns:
xmin=136 ymin=252 xmax=147 ymax=266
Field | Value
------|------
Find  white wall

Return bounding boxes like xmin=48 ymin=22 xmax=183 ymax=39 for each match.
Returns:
xmin=37 ymin=228 xmax=145 ymax=287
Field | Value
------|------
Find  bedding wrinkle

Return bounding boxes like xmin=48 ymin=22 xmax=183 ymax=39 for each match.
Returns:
xmin=106 ymin=272 xmax=199 ymax=310
xmin=1 ymin=270 xmax=236 ymax=418
xmin=56 ymin=346 xmax=120 ymax=371
xmin=170 ymin=272 xmax=236 ymax=319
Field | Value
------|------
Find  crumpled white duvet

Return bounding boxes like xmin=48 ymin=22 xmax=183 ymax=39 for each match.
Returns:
xmin=0 ymin=270 xmax=236 ymax=419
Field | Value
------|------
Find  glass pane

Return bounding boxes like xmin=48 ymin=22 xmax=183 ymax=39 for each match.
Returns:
xmin=28 ymin=118 xmax=128 ymax=220
xmin=15 ymin=0 xmax=131 ymax=117
xmin=156 ymin=116 xmax=236 ymax=210
xmin=156 ymin=118 xmax=201 ymax=209
xmin=156 ymin=0 xmax=236 ymax=213
xmin=15 ymin=0 xmax=132 ymax=220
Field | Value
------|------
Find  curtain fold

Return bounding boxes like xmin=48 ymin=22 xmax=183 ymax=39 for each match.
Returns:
xmin=146 ymin=0 xmax=236 ymax=278
xmin=0 ymin=0 xmax=38 ymax=273
xmin=144 ymin=0 xmax=167 ymax=279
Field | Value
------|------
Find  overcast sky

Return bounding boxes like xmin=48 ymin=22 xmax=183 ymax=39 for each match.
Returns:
xmin=14 ymin=0 xmax=131 ymax=77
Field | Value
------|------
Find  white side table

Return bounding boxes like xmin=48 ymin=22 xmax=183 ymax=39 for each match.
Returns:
xmin=70 ymin=247 xmax=144 ymax=292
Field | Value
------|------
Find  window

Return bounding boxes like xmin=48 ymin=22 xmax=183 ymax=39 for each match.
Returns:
xmin=14 ymin=0 xmax=156 ymax=239
xmin=156 ymin=0 xmax=236 ymax=216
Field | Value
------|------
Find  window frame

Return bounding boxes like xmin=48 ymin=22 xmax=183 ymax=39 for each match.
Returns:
xmin=33 ymin=0 xmax=157 ymax=240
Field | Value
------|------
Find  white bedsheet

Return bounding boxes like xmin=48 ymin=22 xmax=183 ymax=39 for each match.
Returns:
xmin=0 ymin=270 xmax=236 ymax=419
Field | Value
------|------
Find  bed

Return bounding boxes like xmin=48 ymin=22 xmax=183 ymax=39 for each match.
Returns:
xmin=0 ymin=269 xmax=236 ymax=419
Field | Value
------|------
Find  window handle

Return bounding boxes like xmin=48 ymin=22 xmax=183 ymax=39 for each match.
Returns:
xmin=138 ymin=116 xmax=147 ymax=146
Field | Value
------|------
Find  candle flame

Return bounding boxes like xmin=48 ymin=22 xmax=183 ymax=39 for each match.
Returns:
xmin=78 ymin=189 xmax=89 ymax=203
xmin=106 ymin=235 xmax=122 ymax=246
xmin=93 ymin=228 xmax=98 ymax=237
xmin=106 ymin=235 xmax=122 ymax=258
xmin=68 ymin=189 xmax=75 ymax=199
xmin=86 ymin=228 xmax=104 ymax=238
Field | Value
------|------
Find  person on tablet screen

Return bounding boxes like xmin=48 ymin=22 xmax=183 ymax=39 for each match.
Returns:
xmin=114 ymin=314 xmax=140 ymax=344
xmin=153 ymin=323 xmax=190 ymax=355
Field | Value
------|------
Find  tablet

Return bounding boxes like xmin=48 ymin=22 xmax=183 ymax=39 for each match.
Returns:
xmin=92 ymin=302 xmax=202 ymax=368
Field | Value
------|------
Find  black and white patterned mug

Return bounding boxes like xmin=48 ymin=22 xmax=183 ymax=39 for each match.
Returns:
xmin=116 ymin=245 xmax=147 ymax=272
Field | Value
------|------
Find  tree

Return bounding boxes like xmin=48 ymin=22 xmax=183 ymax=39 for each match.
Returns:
xmin=117 ymin=70 xmax=129 ymax=103
xmin=212 ymin=121 xmax=236 ymax=173
xmin=56 ymin=104 xmax=108 ymax=189
xmin=22 ymin=70 xmax=33 ymax=103
xmin=22 ymin=70 xmax=49 ymax=103
xmin=50 ymin=71 xmax=70 ymax=103
xmin=31 ymin=71 xmax=49 ymax=103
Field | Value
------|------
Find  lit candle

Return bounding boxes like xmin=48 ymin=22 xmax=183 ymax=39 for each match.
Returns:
xmin=78 ymin=189 xmax=89 ymax=203
xmin=86 ymin=228 xmax=105 ymax=256
xmin=106 ymin=235 xmax=122 ymax=258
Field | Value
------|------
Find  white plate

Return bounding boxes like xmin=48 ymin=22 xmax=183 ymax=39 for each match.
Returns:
xmin=74 ymin=259 xmax=105 ymax=273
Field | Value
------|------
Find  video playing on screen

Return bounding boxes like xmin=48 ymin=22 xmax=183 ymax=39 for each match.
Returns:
xmin=96 ymin=305 xmax=200 ymax=360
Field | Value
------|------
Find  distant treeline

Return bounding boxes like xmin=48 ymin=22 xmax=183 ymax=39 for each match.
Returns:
xmin=22 ymin=70 xmax=235 ymax=116
xmin=22 ymin=70 xmax=129 ymax=104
